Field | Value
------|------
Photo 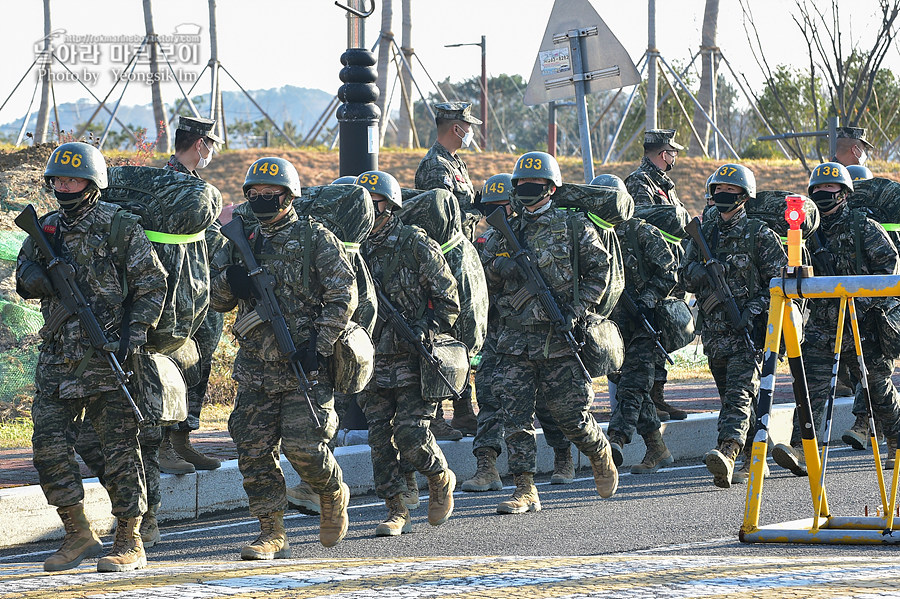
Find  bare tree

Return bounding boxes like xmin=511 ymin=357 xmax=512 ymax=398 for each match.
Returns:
xmin=143 ymin=0 xmax=170 ymax=152
xmin=34 ymin=0 xmax=51 ymax=144
xmin=690 ymin=0 xmax=719 ymax=157
xmin=396 ymin=0 xmax=414 ymax=148
xmin=375 ymin=0 xmax=393 ymax=144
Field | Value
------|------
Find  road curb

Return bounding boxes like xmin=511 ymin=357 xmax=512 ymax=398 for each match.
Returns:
xmin=0 ymin=399 xmax=855 ymax=549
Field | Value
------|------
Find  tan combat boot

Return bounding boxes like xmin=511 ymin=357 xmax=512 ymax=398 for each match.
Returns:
xmin=607 ymin=431 xmax=627 ymax=468
xmin=401 ymin=471 xmax=420 ymax=509
xmin=461 ymin=447 xmax=503 ymax=492
xmin=431 ymin=403 xmax=463 ymax=441
xmin=139 ymin=503 xmax=161 ymax=548
xmin=240 ymin=512 xmax=290 ymax=560
xmin=374 ymin=494 xmax=411 ymax=536
xmin=630 ymin=429 xmax=674 ymax=475
xmin=158 ymin=430 xmax=195 ymax=475
xmin=842 ymin=414 xmax=870 ymax=450
xmin=286 ymin=480 xmax=321 ymax=515
xmin=771 ymin=443 xmax=808 ymax=477
xmin=450 ymin=395 xmax=478 ymax=436
xmin=550 ymin=447 xmax=576 ymax=484
xmin=590 ymin=442 xmax=619 ymax=498
xmin=170 ymin=429 xmax=221 ymax=470
xmin=704 ymin=439 xmax=742 ymax=489
xmin=96 ymin=516 xmax=146 ymax=572
xmin=497 ymin=473 xmax=541 ymax=514
xmin=319 ymin=482 xmax=350 ymax=547
xmin=426 ymin=469 xmax=456 ymax=526
xmin=884 ymin=434 xmax=898 ymax=470
xmin=43 ymin=503 xmax=104 ymax=572
xmin=651 ymin=381 xmax=686 ymax=420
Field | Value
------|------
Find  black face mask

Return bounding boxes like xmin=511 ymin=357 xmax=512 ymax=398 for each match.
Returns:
xmin=248 ymin=193 xmax=285 ymax=221
xmin=713 ymin=191 xmax=744 ymax=214
xmin=811 ymin=189 xmax=843 ymax=213
xmin=54 ymin=189 xmax=85 ymax=207
xmin=514 ymin=182 xmax=551 ymax=206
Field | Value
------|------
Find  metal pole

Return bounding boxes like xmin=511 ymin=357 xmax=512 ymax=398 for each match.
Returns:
xmin=548 ymin=101 xmax=557 ymax=156
xmin=481 ymin=35 xmax=487 ymax=150
xmin=645 ymin=0 xmax=658 ymax=130
xmin=828 ymin=115 xmax=838 ymax=159
xmin=208 ymin=0 xmax=218 ymax=124
xmin=709 ymin=48 xmax=719 ymax=159
xmin=567 ymin=30 xmax=595 ymax=183
xmin=602 ymin=56 xmax=648 ymax=164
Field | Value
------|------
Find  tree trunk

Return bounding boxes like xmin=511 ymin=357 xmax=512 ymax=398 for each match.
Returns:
xmin=34 ymin=0 xmax=51 ymax=144
xmin=691 ymin=0 xmax=719 ymax=157
xmin=397 ymin=0 xmax=414 ymax=148
xmin=375 ymin=0 xmax=393 ymax=144
xmin=143 ymin=0 xmax=170 ymax=153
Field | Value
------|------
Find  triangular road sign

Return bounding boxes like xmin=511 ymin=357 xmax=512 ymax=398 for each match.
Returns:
xmin=523 ymin=0 xmax=641 ymax=106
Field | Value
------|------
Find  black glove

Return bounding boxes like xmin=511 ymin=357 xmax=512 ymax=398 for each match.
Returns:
xmin=102 ymin=326 xmax=146 ymax=363
xmin=300 ymin=346 xmax=326 ymax=374
xmin=493 ymin=256 xmax=522 ymax=281
xmin=737 ymin=308 xmax=754 ymax=331
xmin=226 ymin=265 xmax=254 ymax=300
xmin=559 ymin=310 xmax=579 ymax=333
xmin=411 ymin=319 xmax=437 ymax=349
xmin=17 ymin=263 xmax=54 ymax=299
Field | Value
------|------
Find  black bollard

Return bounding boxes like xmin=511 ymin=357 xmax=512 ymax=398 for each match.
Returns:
xmin=337 ymin=48 xmax=380 ymax=177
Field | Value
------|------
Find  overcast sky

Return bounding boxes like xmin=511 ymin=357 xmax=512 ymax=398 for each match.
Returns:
xmin=1 ymin=0 xmax=898 ymax=127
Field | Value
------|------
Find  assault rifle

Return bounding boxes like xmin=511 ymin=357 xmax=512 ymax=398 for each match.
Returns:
xmin=220 ymin=216 xmax=321 ymax=429
xmin=15 ymin=204 xmax=144 ymax=424
xmin=618 ymin=290 xmax=673 ymax=364
xmin=372 ymin=279 xmax=463 ymax=401
xmin=485 ymin=207 xmax=592 ymax=380
xmin=684 ymin=216 xmax=757 ymax=354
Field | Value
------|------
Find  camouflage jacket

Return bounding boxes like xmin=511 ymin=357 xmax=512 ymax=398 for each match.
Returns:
xmin=17 ymin=201 xmax=168 ymax=397
xmin=610 ymin=218 xmax=677 ymax=338
xmin=805 ymin=206 xmax=900 ymax=347
xmin=624 ymin=156 xmax=683 ymax=207
xmin=680 ymin=207 xmax=786 ymax=358
xmin=165 ymin=154 xmax=199 ymax=178
xmin=481 ymin=203 xmax=613 ymax=359
xmin=164 ymin=155 xmax=224 ymax=264
xmin=415 ymin=141 xmax=481 ymax=241
xmin=210 ymin=209 xmax=357 ymax=391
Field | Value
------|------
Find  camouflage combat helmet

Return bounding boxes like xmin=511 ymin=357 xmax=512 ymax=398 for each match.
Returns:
xmin=481 ymin=173 xmax=514 ymax=204
xmin=707 ymin=163 xmax=756 ymax=199
xmin=590 ymin=173 xmax=627 ymax=193
xmin=808 ymin=162 xmax=853 ymax=195
xmin=332 ymin=175 xmax=358 ymax=185
xmin=44 ymin=142 xmax=108 ymax=190
xmin=355 ymin=170 xmax=401 ymax=209
xmin=243 ymin=157 xmax=302 ymax=197
xmin=511 ymin=151 xmax=562 ymax=187
xmin=846 ymin=165 xmax=873 ymax=182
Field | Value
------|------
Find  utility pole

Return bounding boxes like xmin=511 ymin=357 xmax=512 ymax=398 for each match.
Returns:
xmin=645 ymin=0 xmax=658 ymax=130
xmin=34 ymin=0 xmax=51 ymax=143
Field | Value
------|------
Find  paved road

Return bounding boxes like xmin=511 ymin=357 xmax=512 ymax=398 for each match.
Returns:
xmin=3 ymin=447 xmax=900 ymax=597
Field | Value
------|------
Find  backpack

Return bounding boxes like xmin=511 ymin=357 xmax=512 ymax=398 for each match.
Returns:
xmin=847 ymin=177 xmax=900 ymax=248
xmin=553 ymin=183 xmax=634 ymax=227
xmin=746 ymin=190 xmax=819 ymax=240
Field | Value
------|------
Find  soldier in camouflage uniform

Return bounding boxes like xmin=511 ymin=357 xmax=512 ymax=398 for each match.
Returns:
xmin=624 ymin=129 xmax=688 ymax=423
xmin=773 ymin=163 xmax=900 ymax=475
xmin=482 ymin=152 xmax=619 ymax=514
xmin=211 ymin=157 xmax=355 ymax=554
xmin=415 ymin=102 xmax=483 ymax=439
xmin=17 ymin=142 xmax=167 ymax=572
xmin=462 ymin=174 xmax=576 ymax=493
xmin=681 ymin=164 xmax=786 ymax=488
xmin=597 ymin=174 xmax=678 ymax=476
xmin=356 ymin=169 xmax=460 ymax=537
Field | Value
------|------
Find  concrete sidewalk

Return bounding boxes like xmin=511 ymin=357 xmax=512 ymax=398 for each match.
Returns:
xmin=0 ymin=395 xmax=856 ymax=549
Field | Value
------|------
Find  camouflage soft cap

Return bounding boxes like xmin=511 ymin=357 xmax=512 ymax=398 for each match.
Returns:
xmin=836 ymin=126 xmax=873 ymax=149
xmin=434 ymin=101 xmax=483 ymax=125
xmin=643 ymin=129 xmax=684 ymax=151
xmin=177 ymin=115 xmax=223 ymax=144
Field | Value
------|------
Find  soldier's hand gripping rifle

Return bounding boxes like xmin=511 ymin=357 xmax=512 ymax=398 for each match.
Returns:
xmin=15 ymin=204 xmax=144 ymax=424
xmin=618 ymin=290 xmax=673 ymax=365
xmin=372 ymin=279 xmax=463 ymax=401
xmin=220 ymin=216 xmax=321 ymax=429
xmin=684 ymin=216 xmax=757 ymax=355
xmin=485 ymin=207 xmax=592 ymax=380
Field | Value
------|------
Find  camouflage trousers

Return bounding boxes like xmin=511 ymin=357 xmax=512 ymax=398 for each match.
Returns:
xmin=174 ymin=310 xmax=224 ymax=432
xmin=492 ymin=352 xmax=609 ymax=475
xmin=707 ymin=346 xmax=761 ymax=447
xmin=357 ymin=384 xmax=448 ymax=499
xmin=608 ymin=333 xmax=662 ymax=443
xmin=473 ymin=333 xmax=569 ymax=456
xmin=229 ymin=379 xmax=342 ymax=517
xmin=792 ymin=342 xmax=900 ymax=446
xmin=32 ymin=370 xmax=146 ymax=518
